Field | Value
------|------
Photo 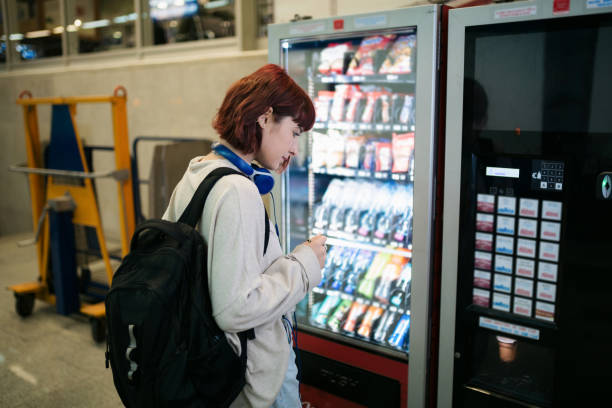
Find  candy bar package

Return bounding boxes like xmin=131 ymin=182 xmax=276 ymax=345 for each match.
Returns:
xmin=347 ymin=34 xmax=396 ymax=75
xmin=361 ymin=91 xmax=381 ymax=123
xmin=392 ymin=132 xmax=415 ymax=173
xmin=345 ymin=88 xmax=365 ymax=123
xmin=378 ymin=93 xmax=391 ymax=123
xmin=311 ymin=131 xmax=329 ymax=169
xmin=314 ymin=90 xmax=334 ymax=123
xmin=326 ymin=129 xmax=346 ymax=168
xmin=345 ymin=135 xmax=367 ymax=168
xmin=398 ymin=94 xmax=415 ymax=125
xmin=379 ymin=34 xmax=416 ymax=75
xmin=375 ymin=140 xmax=393 ymax=172
xmin=318 ymin=42 xmax=353 ymax=75
xmin=330 ymin=85 xmax=357 ymax=122
xmin=362 ymin=139 xmax=377 ymax=171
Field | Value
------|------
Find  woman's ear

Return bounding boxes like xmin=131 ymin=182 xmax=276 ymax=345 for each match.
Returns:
xmin=257 ymin=107 xmax=274 ymax=128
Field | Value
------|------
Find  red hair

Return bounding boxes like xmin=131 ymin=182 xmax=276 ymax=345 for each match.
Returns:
xmin=213 ymin=64 xmax=315 ymax=154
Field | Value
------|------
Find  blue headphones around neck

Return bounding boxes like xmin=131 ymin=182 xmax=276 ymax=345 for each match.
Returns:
xmin=212 ymin=143 xmax=275 ymax=195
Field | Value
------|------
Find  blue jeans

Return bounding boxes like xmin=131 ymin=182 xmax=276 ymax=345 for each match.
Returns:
xmin=271 ymin=346 xmax=301 ymax=407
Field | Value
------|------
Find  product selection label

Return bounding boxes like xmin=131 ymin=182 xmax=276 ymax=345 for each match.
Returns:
xmin=477 ymin=194 xmax=495 ymax=213
xmin=494 ymin=273 xmax=512 ymax=293
xmin=518 ymin=218 xmax=538 ymax=238
xmin=514 ymin=277 xmax=534 ymax=298
xmin=497 ymin=196 xmax=517 ymax=215
xmin=541 ymin=200 xmax=562 ymax=221
xmin=516 ymin=258 xmax=535 ymax=278
xmin=475 ymin=251 xmax=493 ymax=270
xmin=513 ymin=297 xmax=533 ymax=317
xmin=517 ymin=238 xmax=537 ymax=258
xmin=538 ymin=261 xmax=558 ymax=282
xmin=475 ymin=232 xmax=494 ymax=251
xmin=492 ymin=292 xmax=511 ymax=312
xmin=539 ymin=242 xmax=560 ymax=262
xmin=540 ymin=221 xmax=561 ymax=241
xmin=535 ymin=301 xmax=555 ymax=322
xmin=495 ymin=235 xmax=514 ymax=255
xmin=494 ymin=254 xmax=513 ymax=274
xmin=476 ymin=213 xmax=495 ymax=232
xmin=473 ymin=288 xmax=490 ymax=307
xmin=537 ymin=282 xmax=557 ymax=302
xmin=496 ymin=216 xmax=515 ymax=235
xmin=474 ymin=270 xmax=491 ymax=289
xmin=519 ymin=198 xmax=539 ymax=218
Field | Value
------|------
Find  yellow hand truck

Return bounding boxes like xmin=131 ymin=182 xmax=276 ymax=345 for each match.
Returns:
xmin=8 ymin=86 xmax=135 ymax=342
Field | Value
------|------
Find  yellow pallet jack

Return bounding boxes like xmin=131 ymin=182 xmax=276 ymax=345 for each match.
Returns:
xmin=8 ymin=87 xmax=135 ymax=342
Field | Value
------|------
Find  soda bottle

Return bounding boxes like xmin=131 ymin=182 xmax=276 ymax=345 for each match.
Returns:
xmin=356 ymin=305 xmax=384 ymax=339
xmin=374 ymin=250 xmax=410 ymax=303
xmin=327 ymin=299 xmax=353 ymax=332
xmin=313 ymin=294 xmax=341 ymax=327
xmin=358 ymin=251 xmax=391 ymax=298
xmin=372 ymin=310 xmax=398 ymax=343
xmin=342 ymin=301 xmax=368 ymax=334
xmin=388 ymin=313 xmax=411 ymax=349
xmin=389 ymin=262 xmax=412 ymax=308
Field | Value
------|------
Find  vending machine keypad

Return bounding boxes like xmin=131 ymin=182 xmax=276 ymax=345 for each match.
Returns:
xmin=473 ymin=194 xmax=562 ymax=323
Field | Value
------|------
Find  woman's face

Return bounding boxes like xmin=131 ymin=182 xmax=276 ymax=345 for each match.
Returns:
xmin=256 ymin=115 xmax=302 ymax=173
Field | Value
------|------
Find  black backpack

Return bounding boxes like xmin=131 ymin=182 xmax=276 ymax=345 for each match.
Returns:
xmin=105 ymin=167 xmax=270 ymax=407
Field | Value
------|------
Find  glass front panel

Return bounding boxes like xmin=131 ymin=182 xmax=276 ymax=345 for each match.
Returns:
xmin=12 ymin=0 xmax=62 ymax=61
xmin=281 ymin=28 xmax=418 ymax=357
xmin=68 ymin=0 xmax=135 ymax=54
xmin=147 ymin=0 xmax=235 ymax=46
xmin=1 ymin=6 xmax=6 ymax=65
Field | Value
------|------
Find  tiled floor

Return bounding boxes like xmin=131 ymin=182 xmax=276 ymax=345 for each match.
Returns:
xmin=0 ymin=233 xmax=123 ymax=407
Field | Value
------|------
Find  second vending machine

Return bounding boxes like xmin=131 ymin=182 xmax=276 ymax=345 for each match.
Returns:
xmin=269 ymin=6 xmax=439 ymax=407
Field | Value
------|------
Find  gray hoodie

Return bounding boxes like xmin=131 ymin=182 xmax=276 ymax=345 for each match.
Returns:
xmin=163 ymin=157 xmax=321 ymax=407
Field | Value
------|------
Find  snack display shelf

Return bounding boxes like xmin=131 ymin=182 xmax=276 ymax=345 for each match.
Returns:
xmin=316 ymin=73 xmax=416 ymax=85
xmin=313 ymin=231 xmax=413 ymax=255
xmin=311 ymin=166 xmax=413 ymax=182
xmin=313 ymin=122 xmax=414 ymax=133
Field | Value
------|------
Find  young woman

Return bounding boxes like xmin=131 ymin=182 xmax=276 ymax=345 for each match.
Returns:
xmin=163 ymin=64 xmax=327 ymax=407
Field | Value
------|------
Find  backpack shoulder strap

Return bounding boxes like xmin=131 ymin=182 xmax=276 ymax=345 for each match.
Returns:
xmin=179 ymin=166 xmax=271 ymax=257
xmin=178 ymin=167 xmax=244 ymax=227
xmin=263 ymin=207 xmax=270 ymax=256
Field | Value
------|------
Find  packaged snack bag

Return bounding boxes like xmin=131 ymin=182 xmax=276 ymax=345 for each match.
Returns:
xmin=379 ymin=34 xmax=416 ymax=74
xmin=330 ymin=85 xmax=352 ymax=122
xmin=326 ymin=129 xmax=346 ymax=168
xmin=311 ymin=131 xmax=329 ymax=169
xmin=345 ymin=88 xmax=364 ymax=123
xmin=345 ymin=135 xmax=367 ymax=169
xmin=391 ymin=132 xmax=415 ymax=173
xmin=318 ymin=42 xmax=353 ymax=75
xmin=314 ymin=90 xmax=334 ymax=123
xmin=398 ymin=94 xmax=415 ymax=125
xmin=347 ymin=34 xmax=396 ymax=75
xmin=375 ymin=141 xmax=393 ymax=172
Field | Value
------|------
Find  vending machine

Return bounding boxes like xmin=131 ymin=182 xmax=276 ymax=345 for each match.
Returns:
xmin=438 ymin=1 xmax=612 ymax=407
xmin=268 ymin=6 xmax=439 ymax=407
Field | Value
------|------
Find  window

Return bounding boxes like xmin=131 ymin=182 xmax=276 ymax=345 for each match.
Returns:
xmin=257 ymin=0 xmax=273 ymax=38
xmin=67 ymin=0 xmax=136 ymax=54
xmin=144 ymin=0 xmax=235 ymax=46
xmin=13 ymin=0 xmax=62 ymax=61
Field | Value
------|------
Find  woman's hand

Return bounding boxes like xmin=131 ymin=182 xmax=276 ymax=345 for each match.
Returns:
xmin=303 ymin=234 xmax=327 ymax=268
